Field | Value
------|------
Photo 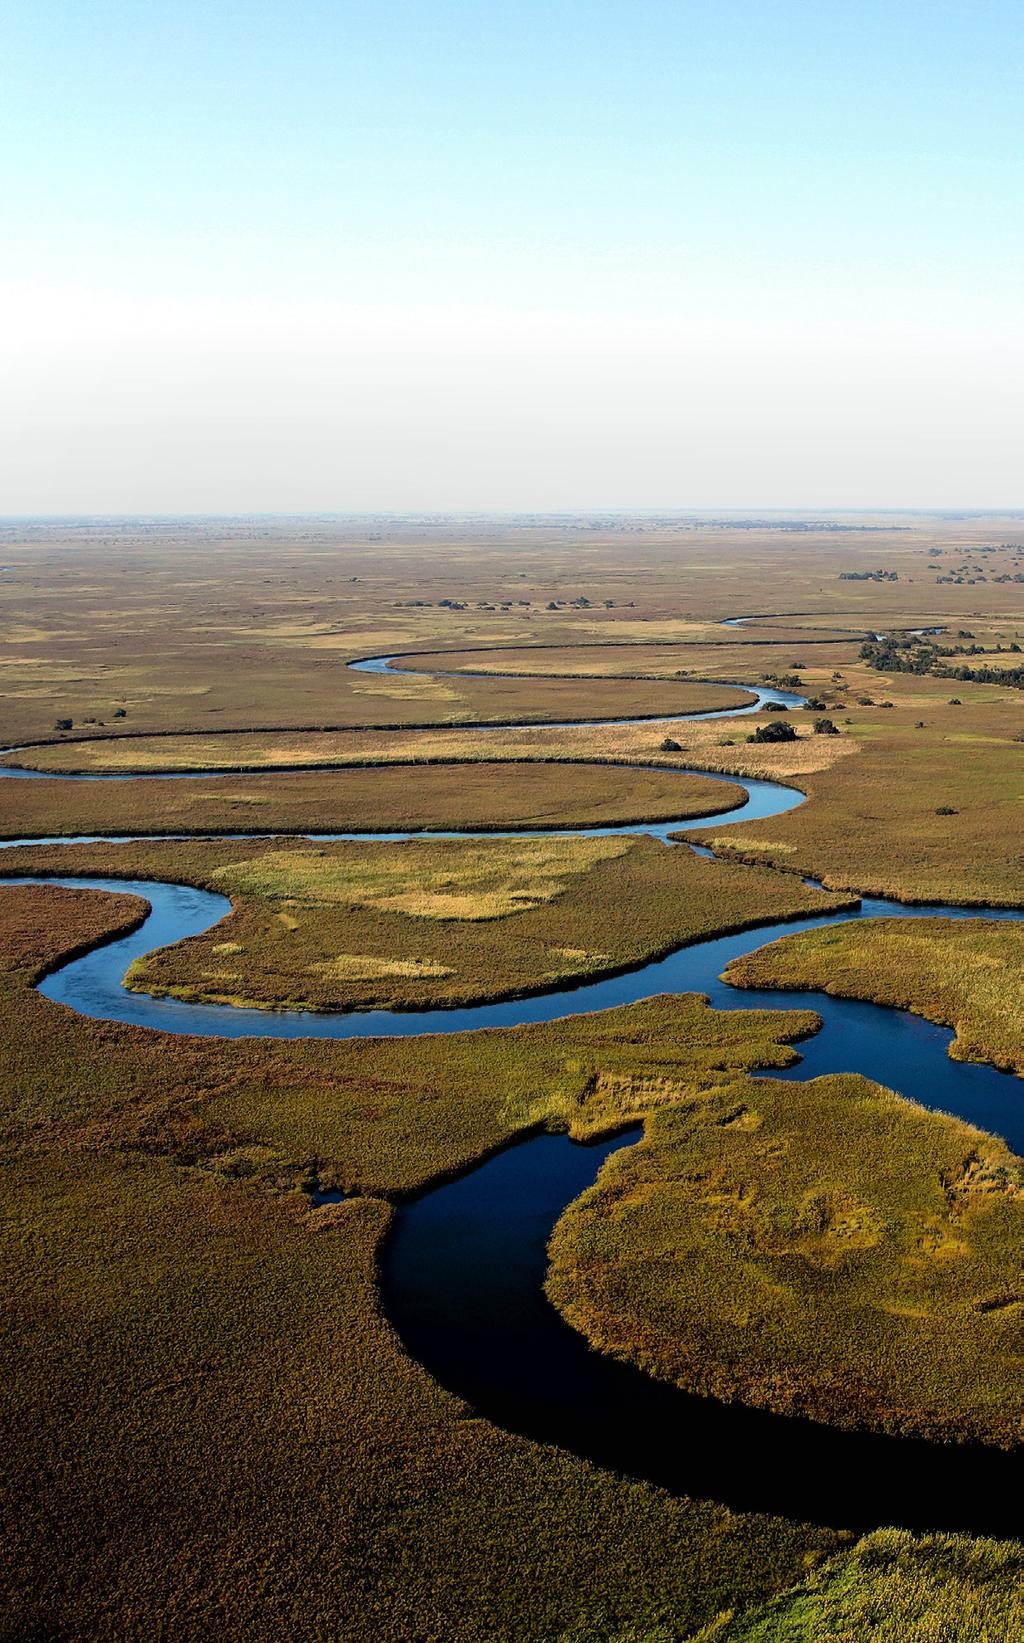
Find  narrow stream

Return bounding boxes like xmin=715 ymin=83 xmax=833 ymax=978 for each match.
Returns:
xmin=2 ymin=644 xmax=1022 ymax=1534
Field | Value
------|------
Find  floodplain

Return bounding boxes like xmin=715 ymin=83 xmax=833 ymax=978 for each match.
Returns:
xmin=2 ymin=512 xmax=1024 ymax=1640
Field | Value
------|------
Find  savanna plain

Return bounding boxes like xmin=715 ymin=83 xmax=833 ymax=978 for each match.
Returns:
xmin=2 ymin=512 xmax=1024 ymax=1640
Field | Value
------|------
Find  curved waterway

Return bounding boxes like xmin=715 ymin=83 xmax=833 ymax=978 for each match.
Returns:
xmin=0 ymin=673 xmax=800 ymax=779
xmin=2 ymin=647 xmax=1023 ymax=1534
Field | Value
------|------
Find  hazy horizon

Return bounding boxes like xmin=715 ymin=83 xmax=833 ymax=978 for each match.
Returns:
xmin=4 ymin=507 xmax=1024 ymax=524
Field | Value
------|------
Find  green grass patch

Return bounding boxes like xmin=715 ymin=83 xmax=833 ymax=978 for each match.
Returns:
xmin=4 ymin=833 xmax=854 ymax=1013
xmin=699 ymin=1528 xmax=1024 ymax=1642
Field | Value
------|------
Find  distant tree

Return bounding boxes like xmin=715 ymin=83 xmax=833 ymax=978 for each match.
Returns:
xmin=813 ymin=718 xmax=839 ymax=735
xmin=54 ymin=718 xmax=72 ymax=731
xmin=748 ymin=720 xmax=797 ymax=744
xmin=659 ymin=737 xmax=682 ymax=752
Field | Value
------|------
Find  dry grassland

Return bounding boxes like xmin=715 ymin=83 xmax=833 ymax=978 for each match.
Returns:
xmin=0 ymin=759 xmax=740 ymax=840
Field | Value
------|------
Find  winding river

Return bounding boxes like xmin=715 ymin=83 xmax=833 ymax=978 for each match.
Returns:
xmin=2 ymin=642 xmax=1022 ymax=1535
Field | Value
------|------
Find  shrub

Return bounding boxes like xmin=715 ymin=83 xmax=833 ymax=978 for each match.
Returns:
xmin=659 ymin=737 xmax=682 ymax=752
xmin=813 ymin=718 xmax=839 ymax=735
xmin=748 ymin=720 xmax=797 ymax=744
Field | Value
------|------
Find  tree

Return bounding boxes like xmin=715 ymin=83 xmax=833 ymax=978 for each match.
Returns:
xmin=813 ymin=718 xmax=839 ymax=735
xmin=748 ymin=720 xmax=797 ymax=744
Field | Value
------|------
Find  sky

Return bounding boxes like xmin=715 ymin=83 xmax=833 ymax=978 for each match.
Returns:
xmin=1 ymin=0 xmax=1022 ymax=513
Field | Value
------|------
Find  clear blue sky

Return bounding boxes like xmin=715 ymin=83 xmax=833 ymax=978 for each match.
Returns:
xmin=2 ymin=1 xmax=1021 ymax=511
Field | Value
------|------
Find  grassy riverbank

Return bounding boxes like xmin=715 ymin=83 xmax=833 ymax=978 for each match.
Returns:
xmin=692 ymin=661 xmax=1024 ymax=906
xmin=5 ymin=519 xmax=1024 ymax=1636
xmin=0 ymin=832 xmax=853 ymax=1013
xmin=724 ymin=916 xmax=1024 ymax=1075
xmin=0 ymin=883 xmax=843 ymax=1638
xmin=0 ymin=758 xmax=743 ymax=841
xmin=694 ymin=1529 xmax=1024 ymax=1641
xmin=548 ymin=1071 xmax=1024 ymax=1448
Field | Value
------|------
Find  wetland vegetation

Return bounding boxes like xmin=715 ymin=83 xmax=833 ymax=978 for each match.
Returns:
xmin=0 ymin=832 xmax=849 ymax=1013
xmin=725 ymin=916 xmax=1024 ymax=1076
xmin=3 ymin=515 xmax=1024 ymax=1638
xmin=547 ymin=1070 xmax=1024 ymax=1448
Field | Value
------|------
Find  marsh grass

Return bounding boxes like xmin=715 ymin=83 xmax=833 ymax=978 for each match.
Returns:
xmin=724 ymin=916 xmax=1024 ymax=1076
xmin=3 ymin=833 xmax=853 ymax=1013
xmin=208 ymin=835 xmax=634 ymax=920
xmin=0 ymin=884 xmax=840 ymax=1638
xmin=0 ymin=758 xmax=741 ymax=839
xmin=548 ymin=1073 xmax=1024 ymax=1447
xmin=692 ymin=664 xmax=1024 ymax=905
xmin=698 ymin=1528 xmax=1024 ymax=1641
xmin=5 ymin=523 xmax=1024 ymax=1635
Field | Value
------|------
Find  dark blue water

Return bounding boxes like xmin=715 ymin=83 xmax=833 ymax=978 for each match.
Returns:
xmin=383 ymin=1127 xmax=1024 ymax=1535
xmin=3 ymin=649 xmax=1022 ymax=1533
xmin=9 ymin=868 xmax=1024 ymax=1173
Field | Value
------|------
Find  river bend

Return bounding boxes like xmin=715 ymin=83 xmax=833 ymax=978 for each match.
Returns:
xmin=2 ymin=644 xmax=1022 ymax=1535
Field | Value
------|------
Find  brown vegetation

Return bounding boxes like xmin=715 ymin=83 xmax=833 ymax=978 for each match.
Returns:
xmin=0 ymin=884 xmax=838 ymax=1637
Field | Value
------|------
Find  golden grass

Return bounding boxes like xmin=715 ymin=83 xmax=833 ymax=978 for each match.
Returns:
xmin=9 ymin=712 xmax=856 ymax=778
xmin=692 ymin=660 xmax=1024 ymax=905
xmin=0 ymin=884 xmax=841 ymax=1635
xmin=724 ymin=917 xmax=1024 ymax=1076
xmin=700 ymin=1528 xmax=1024 ymax=1642
xmin=548 ymin=1072 xmax=1024 ymax=1447
xmin=5 ymin=832 xmax=854 ymax=1013
xmin=3 ymin=520 xmax=1024 ymax=1632
xmin=311 ymin=953 xmax=454 ymax=980
xmin=0 ymin=759 xmax=742 ymax=840
xmin=208 ymin=836 xmax=633 ymax=921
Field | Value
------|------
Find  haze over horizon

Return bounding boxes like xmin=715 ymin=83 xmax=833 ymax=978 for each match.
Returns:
xmin=2 ymin=0 xmax=1021 ymax=515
